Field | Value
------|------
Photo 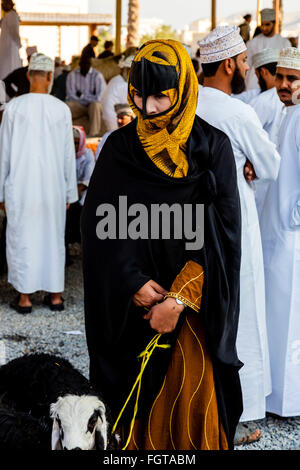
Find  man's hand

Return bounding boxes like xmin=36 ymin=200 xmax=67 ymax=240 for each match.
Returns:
xmin=244 ymin=159 xmax=257 ymax=182
xmin=133 ymin=279 xmax=168 ymax=308
xmin=143 ymin=297 xmax=184 ymax=334
xmin=78 ymin=183 xmax=87 ymax=197
xmin=0 ymin=202 xmax=5 ymax=213
xmin=66 ymin=203 xmax=70 ymax=210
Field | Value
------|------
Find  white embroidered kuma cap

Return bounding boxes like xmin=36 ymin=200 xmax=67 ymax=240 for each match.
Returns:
xmin=260 ymin=8 xmax=276 ymax=22
xmin=198 ymin=25 xmax=247 ymax=64
xmin=29 ymin=53 xmax=54 ymax=72
xmin=277 ymin=47 xmax=300 ymax=72
xmin=253 ymin=48 xmax=280 ymax=69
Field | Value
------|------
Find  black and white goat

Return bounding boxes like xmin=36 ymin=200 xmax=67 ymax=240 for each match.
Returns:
xmin=0 ymin=353 xmax=119 ymax=450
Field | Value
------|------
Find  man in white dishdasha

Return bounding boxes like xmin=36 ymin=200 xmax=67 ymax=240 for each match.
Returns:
xmin=260 ymin=47 xmax=300 ymax=419
xmin=196 ymin=25 xmax=281 ymax=445
xmin=245 ymin=8 xmax=290 ymax=90
xmin=0 ymin=53 xmax=78 ymax=313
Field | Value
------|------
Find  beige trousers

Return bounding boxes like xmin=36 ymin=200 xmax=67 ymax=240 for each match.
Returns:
xmin=67 ymin=100 xmax=102 ymax=137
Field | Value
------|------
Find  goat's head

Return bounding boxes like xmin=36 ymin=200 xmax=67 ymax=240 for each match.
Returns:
xmin=50 ymin=395 xmax=108 ymax=450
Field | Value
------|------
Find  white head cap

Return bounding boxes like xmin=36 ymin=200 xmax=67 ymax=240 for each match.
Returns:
xmin=277 ymin=47 xmax=300 ymax=71
xmin=198 ymin=25 xmax=247 ymax=64
xmin=253 ymin=48 xmax=280 ymax=69
xmin=26 ymin=46 xmax=37 ymax=57
xmin=118 ymin=55 xmax=135 ymax=69
xmin=260 ymin=8 xmax=276 ymax=22
xmin=29 ymin=53 xmax=54 ymax=73
xmin=114 ymin=103 xmax=135 ymax=118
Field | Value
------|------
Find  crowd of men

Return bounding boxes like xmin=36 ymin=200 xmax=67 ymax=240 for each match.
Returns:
xmin=0 ymin=0 xmax=299 ymax=449
xmin=0 ymin=0 xmax=134 ymax=136
xmin=195 ymin=7 xmax=300 ymax=445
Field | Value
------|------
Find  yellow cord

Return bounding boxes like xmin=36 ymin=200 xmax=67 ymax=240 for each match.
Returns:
xmin=111 ymin=333 xmax=171 ymax=450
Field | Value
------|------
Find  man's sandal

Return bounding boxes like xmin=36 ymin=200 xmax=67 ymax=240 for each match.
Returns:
xmin=43 ymin=294 xmax=64 ymax=311
xmin=10 ymin=295 xmax=32 ymax=314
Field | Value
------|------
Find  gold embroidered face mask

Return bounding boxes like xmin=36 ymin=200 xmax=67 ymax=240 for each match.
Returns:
xmin=128 ymin=40 xmax=199 ymax=178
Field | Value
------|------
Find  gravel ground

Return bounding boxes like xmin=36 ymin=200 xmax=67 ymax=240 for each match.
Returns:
xmin=0 ymin=244 xmax=299 ymax=451
xmin=0 ymin=244 xmax=89 ymax=379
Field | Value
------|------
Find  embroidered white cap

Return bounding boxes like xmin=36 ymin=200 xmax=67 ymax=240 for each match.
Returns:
xmin=114 ymin=103 xmax=135 ymax=118
xmin=198 ymin=25 xmax=247 ymax=64
xmin=260 ymin=8 xmax=276 ymax=22
xmin=277 ymin=47 xmax=300 ymax=71
xmin=29 ymin=53 xmax=54 ymax=72
xmin=253 ymin=48 xmax=280 ymax=69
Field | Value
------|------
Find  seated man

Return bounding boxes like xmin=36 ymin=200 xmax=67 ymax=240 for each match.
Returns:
xmin=101 ymin=54 xmax=135 ymax=131
xmin=51 ymin=64 xmax=70 ymax=102
xmin=66 ymin=55 xmax=107 ymax=137
xmin=65 ymin=125 xmax=95 ymax=264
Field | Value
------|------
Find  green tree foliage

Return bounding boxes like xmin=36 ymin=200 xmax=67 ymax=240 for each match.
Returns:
xmin=97 ymin=27 xmax=114 ymax=55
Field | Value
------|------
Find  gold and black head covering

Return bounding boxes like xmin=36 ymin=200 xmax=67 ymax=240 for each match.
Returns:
xmin=128 ymin=39 xmax=199 ymax=178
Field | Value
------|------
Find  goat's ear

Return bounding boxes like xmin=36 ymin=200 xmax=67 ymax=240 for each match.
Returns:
xmin=94 ymin=406 xmax=108 ymax=449
xmin=107 ymin=432 xmax=121 ymax=450
xmin=95 ymin=429 xmax=105 ymax=450
xmin=51 ymin=419 xmax=62 ymax=450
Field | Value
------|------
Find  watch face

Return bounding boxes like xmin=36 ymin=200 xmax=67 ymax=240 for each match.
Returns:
xmin=176 ymin=298 xmax=184 ymax=305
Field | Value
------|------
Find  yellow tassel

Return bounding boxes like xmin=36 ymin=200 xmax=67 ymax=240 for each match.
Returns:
xmin=110 ymin=333 xmax=171 ymax=450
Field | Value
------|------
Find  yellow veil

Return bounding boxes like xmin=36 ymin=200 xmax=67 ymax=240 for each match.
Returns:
xmin=127 ymin=39 xmax=199 ymax=178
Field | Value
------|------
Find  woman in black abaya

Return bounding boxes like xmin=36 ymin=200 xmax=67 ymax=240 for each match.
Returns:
xmin=81 ymin=39 xmax=243 ymax=450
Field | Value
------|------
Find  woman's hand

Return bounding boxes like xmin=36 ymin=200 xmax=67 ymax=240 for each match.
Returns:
xmin=133 ymin=280 xmax=168 ymax=308
xmin=143 ymin=297 xmax=185 ymax=334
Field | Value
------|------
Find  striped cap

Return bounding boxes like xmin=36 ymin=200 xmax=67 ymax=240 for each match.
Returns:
xmin=253 ymin=48 xmax=280 ymax=69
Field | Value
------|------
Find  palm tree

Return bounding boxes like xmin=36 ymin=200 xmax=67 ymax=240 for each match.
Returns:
xmin=127 ymin=0 xmax=140 ymax=47
xmin=273 ymin=0 xmax=283 ymax=33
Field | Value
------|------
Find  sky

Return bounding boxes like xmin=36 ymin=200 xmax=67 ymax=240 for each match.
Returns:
xmin=89 ymin=0 xmax=300 ymax=30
